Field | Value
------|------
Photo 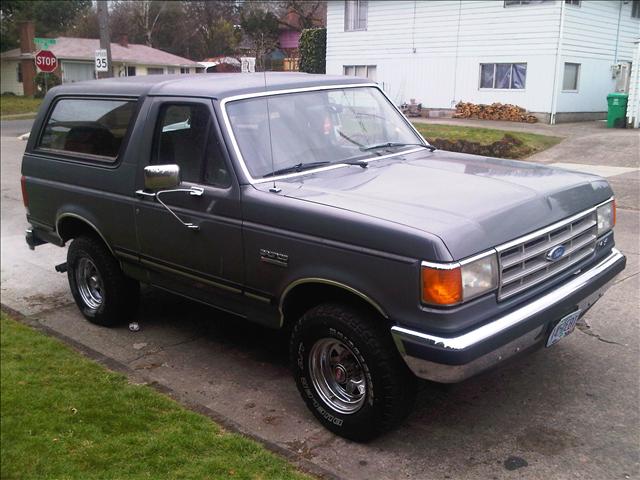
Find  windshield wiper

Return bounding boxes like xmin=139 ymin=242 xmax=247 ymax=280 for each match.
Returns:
xmin=360 ymin=142 xmax=436 ymax=152
xmin=335 ymin=160 xmax=368 ymax=169
xmin=262 ymin=161 xmax=330 ymax=178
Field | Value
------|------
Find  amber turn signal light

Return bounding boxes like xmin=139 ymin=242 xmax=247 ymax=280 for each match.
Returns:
xmin=421 ymin=265 xmax=462 ymax=306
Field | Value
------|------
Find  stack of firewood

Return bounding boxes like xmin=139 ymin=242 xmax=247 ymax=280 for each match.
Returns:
xmin=453 ymin=102 xmax=538 ymax=123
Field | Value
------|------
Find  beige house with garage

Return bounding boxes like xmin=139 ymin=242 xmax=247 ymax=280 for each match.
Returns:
xmin=1 ymin=22 xmax=202 ymax=96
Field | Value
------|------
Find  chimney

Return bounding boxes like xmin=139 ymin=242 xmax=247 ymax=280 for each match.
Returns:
xmin=18 ymin=21 xmax=36 ymax=97
xmin=119 ymin=35 xmax=128 ymax=48
xmin=19 ymin=21 xmax=35 ymax=53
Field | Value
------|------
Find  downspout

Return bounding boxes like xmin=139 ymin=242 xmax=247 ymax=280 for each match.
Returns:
xmin=613 ymin=0 xmax=623 ymax=63
xmin=549 ymin=0 xmax=566 ymax=125
xmin=451 ymin=0 xmax=462 ymax=108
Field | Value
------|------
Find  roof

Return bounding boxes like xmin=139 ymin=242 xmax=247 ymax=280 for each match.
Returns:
xmin=46 ymin=72 xmax=370 ymax=100
xmin=1 ymin=37 xmax=200 ymax=67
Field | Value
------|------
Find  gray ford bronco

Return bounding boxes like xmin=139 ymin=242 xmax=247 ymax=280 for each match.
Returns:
xmin=22 ymin=73 xmax=626 ymax=441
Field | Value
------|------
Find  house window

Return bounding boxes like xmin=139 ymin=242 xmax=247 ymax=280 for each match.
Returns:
xmin=343 ymin=65 xmax=377 ymax=81
xmin=632 ymin=0 xmax=639 ymax=18
xmin=345 ymin=0 xmax=368 ymax=31
xmin=562 ymin=63 xmax=580 ymax=91
xmin=167 ymin=67 xmax=176 ymax=74
xmin=180 ymin=67 xmax=190 ymax=74
xmin=126 ymin=66 xmax=136 ymax=77
xmin=17 ymin=63 xmax=22 ymax=83
xmin=565 ymin=0 xmax=581 ymax=6
xmin=480 ymin=63 xmax=526 ymax=89
xmin=504 ymin=0 xmax=552 ymax=6
xmin=147 ymin=67 xmax=164 ymax=75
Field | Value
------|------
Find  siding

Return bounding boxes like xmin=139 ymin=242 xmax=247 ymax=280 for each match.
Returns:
xmin=0 ymin=60 xmax=24 ymax=96
xmin=327 ymin=0 xmax=562 ymax=112
xmin=557 ymin=0 xmax=639 ymax=113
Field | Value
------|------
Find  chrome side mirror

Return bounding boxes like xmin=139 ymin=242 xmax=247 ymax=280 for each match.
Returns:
xmin=143 ymin=164 xmax=180 ymax=190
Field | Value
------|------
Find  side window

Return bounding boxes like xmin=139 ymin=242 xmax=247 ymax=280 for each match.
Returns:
xmin=153 ymin=103 xmax=230 ymax=187
xmin=38 ymin=98 xmax=136 ymax=159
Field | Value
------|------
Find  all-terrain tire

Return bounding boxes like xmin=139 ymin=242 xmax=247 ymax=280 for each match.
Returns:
xmin=67 ymin=235 xmax=139 ymax=326
xmin=290 ymin=302 xmax=416 ymax=441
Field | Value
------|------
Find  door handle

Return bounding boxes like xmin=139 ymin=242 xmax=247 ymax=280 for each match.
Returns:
xmin=135 ymin=186 xmax=204 ymax=231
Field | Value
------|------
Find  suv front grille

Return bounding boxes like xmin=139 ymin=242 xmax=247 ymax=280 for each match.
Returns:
xmin=497 ymin=210 xmax=598 ymax=300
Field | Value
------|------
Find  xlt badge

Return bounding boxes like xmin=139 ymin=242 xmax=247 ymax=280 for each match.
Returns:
xmin=260 ymin=249 xmax=288 ymax=267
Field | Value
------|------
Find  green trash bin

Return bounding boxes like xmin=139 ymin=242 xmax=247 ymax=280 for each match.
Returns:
xmin=606 ymin=92 xmax=628 ymax=128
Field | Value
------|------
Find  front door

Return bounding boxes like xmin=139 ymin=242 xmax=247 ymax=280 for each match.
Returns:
xmin=134 ymin=97 xmax=245 ymax=314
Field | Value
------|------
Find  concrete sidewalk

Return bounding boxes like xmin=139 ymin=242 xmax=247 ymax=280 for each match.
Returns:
xmin=1 ymin=121 xmax=638 ymax=480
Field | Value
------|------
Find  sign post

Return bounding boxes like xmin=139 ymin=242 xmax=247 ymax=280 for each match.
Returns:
xmin=33 ymin=39 xmax=57 ymax=95
xmin=95 ymin=49 xmax=109 ymax=74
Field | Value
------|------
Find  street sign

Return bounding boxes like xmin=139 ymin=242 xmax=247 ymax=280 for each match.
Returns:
xmin=34 ymin=50 xmax=58 ymax=73
xmin=34 ymin=37 xmax=56 ymax=51
xmin=95 ymin=49 xmax=109 ymax=72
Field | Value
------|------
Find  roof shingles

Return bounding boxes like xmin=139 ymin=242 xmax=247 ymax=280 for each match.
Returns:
xmin=1 ymin=37 xmax=200 ymax=67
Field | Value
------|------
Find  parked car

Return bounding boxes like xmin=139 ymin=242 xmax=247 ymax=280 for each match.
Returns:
xmin=21 ymin=73 xmax=626 ymax=441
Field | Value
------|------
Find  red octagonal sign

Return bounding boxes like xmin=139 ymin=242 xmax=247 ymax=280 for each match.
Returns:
xmin=34 ymin=50 xmax=58 ymax=73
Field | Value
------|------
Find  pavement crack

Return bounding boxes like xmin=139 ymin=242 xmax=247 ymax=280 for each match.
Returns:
xmin=127 ymin=334 xmax=202 ymax=364
xmin=576 ymin=323 xmax=625 ymax=347
xmin=612 ymin=271 xmax=639 ymax=286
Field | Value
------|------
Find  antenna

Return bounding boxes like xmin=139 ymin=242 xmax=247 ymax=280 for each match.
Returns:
xmin=262 ymin=41 xmax=280 ymax=194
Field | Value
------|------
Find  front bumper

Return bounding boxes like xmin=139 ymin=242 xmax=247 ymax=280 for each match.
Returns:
xmin=391 ymin=248 xmax=626 ymax=383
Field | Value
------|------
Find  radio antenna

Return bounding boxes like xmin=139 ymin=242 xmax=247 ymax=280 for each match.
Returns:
xmin=262 ymin=46 xmax=280 ymax=193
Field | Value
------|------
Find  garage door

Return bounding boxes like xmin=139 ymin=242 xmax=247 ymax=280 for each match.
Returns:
xmin=62 ymin=62 xmax=95 ymax=83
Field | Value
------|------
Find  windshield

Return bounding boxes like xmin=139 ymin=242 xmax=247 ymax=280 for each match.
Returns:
xmin=225 ymin=86 xmax=425 ymax=179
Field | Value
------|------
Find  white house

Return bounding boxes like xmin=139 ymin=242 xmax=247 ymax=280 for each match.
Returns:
xmin=327 ymin=0 xmax=640 ymax=123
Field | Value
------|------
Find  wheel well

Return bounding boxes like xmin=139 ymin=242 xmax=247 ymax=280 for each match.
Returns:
xmin=57 ymin=216 xmax=111 ymax=251
xmin=280 ymin=282 xmax=388 ymax=329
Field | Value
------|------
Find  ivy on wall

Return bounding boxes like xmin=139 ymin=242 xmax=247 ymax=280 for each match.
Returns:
xmin=299 ymin=28 xmax=326 ymax=74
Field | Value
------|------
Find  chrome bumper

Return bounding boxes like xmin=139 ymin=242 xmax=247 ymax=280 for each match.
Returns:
xmin=391 ymin=248 xmax=625 ymax=383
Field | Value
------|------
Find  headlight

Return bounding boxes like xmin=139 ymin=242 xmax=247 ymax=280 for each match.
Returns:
xmin=596 ymin=199 xmax=615 ymax=235
xmin=421 ymin=253 xmax=498 ymax=306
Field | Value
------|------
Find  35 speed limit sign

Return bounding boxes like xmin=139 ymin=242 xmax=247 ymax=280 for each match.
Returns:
xmin=95 ymin=49 xmax=109 ymax=72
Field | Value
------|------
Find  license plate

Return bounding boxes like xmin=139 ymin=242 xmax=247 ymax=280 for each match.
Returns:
xmin=546 ymin=310 xmax=581 ymax=348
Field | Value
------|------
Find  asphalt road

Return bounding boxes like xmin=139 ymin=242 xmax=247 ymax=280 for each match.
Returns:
xmin=1 ymin=119 xmax=638 ymax=480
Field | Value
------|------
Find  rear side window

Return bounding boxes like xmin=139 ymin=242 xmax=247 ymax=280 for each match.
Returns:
xmin=38 ymin=98 xmax=137 ymax=159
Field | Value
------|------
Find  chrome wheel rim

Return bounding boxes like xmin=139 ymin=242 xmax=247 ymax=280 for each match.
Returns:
xmin=309 ymin=338 xmax=367 ymax=414
xmin=76 ymin=257 xmax=104 ymax=310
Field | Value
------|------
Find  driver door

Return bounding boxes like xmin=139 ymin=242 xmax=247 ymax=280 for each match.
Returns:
xmin=134 ymin=97 xmax=245 ymax=314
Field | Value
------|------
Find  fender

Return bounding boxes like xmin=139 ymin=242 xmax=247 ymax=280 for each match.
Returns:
xmin=278 ymin=277 xmax=389 ymax=327
xmin=55 ymin=211 xmax=115 ymax=255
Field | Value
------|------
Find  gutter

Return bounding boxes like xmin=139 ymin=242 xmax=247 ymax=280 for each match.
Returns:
xmin=549 ymin=0 xmax=566 ymax=125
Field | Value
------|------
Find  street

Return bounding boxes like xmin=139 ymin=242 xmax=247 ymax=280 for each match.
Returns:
xmin=1 ymin=118 xmax=638 ymax=480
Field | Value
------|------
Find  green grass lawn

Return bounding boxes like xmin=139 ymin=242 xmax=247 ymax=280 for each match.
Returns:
xmin=0 ymin=95 xmax=42 ymax=117
xmin=0 ymin=313 xmax=309 ymax=480
xmin=412 ymin=122 xmax=563 ymax=159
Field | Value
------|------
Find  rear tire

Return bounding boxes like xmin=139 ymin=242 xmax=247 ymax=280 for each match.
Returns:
xmin=290 ymin=302 xmax=416 ymax=441
xmin=67 ymin=235 xmax=139 ymax=327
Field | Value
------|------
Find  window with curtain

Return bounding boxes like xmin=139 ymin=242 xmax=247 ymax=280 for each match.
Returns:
xmin=562 ymin=63 xmax=580 ymax=91
xmin=632 ymin=0 xmax=639 ymax=18
xmin=345 ymin=0 xmax=368 ymax=31
xmin=565 ymin=0 xmax=581 ymax=6
xmin=479 ymin=63 xmax=526 ymax=89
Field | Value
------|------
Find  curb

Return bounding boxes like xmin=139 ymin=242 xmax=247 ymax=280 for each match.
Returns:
xmin=1 ymin=303 xmax=344 ymax=480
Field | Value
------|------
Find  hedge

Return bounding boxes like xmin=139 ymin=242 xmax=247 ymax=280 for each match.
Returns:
xmin=299 ymin=28 xmax=326 ymax=74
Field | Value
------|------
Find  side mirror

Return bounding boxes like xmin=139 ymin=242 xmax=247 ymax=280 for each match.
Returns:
xmin=144 ymin=164 xmax=180 ymax=190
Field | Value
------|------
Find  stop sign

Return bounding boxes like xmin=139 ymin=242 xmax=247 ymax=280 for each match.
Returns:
xmin=34 ymin=50 xmax=58 ymax=73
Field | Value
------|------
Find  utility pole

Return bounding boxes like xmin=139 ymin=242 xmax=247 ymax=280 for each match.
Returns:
xmin=97 ymin=1 xmax=113 ymax=78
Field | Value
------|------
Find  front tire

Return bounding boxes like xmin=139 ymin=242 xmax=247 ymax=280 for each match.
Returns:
xmin=290 ymin=303 xmax=416 ymax=441
xmin=67 ymin=235 xmax=139 ymax=326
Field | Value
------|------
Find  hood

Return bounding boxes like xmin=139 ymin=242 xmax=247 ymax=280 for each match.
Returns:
xmin=257 ymin=150 xmax=612 ymax=260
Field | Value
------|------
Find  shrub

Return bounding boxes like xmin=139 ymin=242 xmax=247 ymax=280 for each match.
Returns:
xmin=35 ymin=72 xmax=61 ymax=97
xmin=299 ymin=28 xmax=326 ymax=74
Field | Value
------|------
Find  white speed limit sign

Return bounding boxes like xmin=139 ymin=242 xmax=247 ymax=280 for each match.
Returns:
xmin=95 ymin=49 xmax=108 ymax=72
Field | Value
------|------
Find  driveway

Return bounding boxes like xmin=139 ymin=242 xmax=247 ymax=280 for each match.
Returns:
xmin=1 ymin=119 xmax=638 ymax=480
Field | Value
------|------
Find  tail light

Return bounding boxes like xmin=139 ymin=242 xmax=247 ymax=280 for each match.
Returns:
xmin=21 ymin=175 xmax=29 ymax=209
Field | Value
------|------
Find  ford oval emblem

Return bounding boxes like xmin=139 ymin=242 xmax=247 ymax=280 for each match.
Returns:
xmin=546 ymin=245 xmax=566 ymax=262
